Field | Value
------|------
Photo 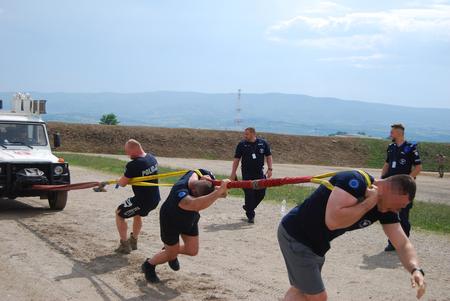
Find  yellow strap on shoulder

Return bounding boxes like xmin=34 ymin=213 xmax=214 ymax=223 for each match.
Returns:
xmin=193 ymin=169 xmax=204 ymax=178
xmin=311 ymin=170 xmax=372 ymax=191
xmin=356 ymin=169 xmax=373 ymax=188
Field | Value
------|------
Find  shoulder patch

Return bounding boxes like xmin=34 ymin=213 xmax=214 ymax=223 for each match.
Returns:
xmin=349 ymin=179 xmax=360 ymax=189
xmin=178 ymin=191 xmax=188 ymax=199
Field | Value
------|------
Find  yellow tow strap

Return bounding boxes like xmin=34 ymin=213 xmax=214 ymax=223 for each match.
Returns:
xmin=109 ymin=168 xmax=371 ymax=189
xmin=311 ymin=170 xmax=373 ymax=191
xmin=118 ymin=169 xmax=205 ymax=187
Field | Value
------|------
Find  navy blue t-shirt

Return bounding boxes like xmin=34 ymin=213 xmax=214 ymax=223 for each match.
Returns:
xmin=234 ymin=138 xmax=271 ymax=180
xmin=162 ymin=169 xmax=215 ymax=223
xmin=124 ymin=153 xmax=160 ymax=204
xmin=384 ymin=141 xmax=421 ymax=178
xmin=281 ymin=170 xmax=400 ymax=257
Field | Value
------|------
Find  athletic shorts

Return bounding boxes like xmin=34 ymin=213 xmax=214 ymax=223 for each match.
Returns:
xmin=159 ymin=205 xmax=200 ymax=246
xmin=277 ymin=224 xmax=326 ymax=295
xmin=117 ymin=197 xmax=158 ymax=218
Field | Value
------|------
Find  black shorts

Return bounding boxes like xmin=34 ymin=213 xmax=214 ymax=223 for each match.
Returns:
xmin=159 ymin=204 xmax=200 ymax=246
xmin=117 ymin=197 xmax=158 ymax=218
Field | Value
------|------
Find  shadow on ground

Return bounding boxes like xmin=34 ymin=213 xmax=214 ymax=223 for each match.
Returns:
xmin=203 ymin=220 xmax=253 ymax=232
xmin=360 ymin=251 xmax=402 ymax=270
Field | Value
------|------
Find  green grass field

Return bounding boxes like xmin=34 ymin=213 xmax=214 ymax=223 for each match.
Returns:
xmin=57 ymin=152 xmax=450 ymax=235
xmin=361 ymin=138 xmax=450 ymax=172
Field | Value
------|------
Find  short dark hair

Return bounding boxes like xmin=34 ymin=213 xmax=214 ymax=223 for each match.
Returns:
xmin=391 ymin=123 xmax=405 ymax=131
xmin=245 ymin=127 xmax=256 ymax=134
xmin=386 ymin=174 xmax=416 ymax=201
xmin=192 ymin=180 xmax=214 ymax=197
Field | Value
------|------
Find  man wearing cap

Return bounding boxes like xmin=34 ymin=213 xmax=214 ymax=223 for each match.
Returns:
xmin=381 ymin=124 xmax=422 ymax=252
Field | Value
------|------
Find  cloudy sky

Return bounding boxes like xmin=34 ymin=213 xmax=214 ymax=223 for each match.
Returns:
xmin=0 ymin=0 xmax=449 ymax=108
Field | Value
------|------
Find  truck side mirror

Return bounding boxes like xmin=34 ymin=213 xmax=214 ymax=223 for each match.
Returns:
xmin=53 ymin=133 xmax=61 ymax=148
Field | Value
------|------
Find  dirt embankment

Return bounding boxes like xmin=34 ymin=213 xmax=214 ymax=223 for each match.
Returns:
xmin=48 ymin=122 xmax=377 ymax=167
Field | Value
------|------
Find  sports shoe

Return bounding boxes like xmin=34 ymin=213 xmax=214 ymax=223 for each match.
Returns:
xmin=128 ymin=233 xmax=138 ymax=250
xmin=168 ymin=258 xmax=180 ymax=271
xmin=384 ymin=244 xmax=396 ymax=252
xmin=247 ymin=217 xmax=255 ymax=224
xmin=115 ymin=240 xmax=131 ymax=254
xmin=141 ymin=259 xmax=160 ymax=283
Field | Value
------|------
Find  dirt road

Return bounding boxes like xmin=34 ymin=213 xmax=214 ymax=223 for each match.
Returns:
xmin=91 ymin=154 xmax=450 ymax=205
xmin=0 ymin=166 xmax=449 ymax=301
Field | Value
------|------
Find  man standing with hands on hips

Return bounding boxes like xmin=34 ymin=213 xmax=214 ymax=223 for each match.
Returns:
xmin=230 ymin=127 xmax=273 ymax=223
xmin=381 ymin=123 xmax=422 ymax=252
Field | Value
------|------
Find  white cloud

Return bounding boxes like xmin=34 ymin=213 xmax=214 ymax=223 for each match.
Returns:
xmin=301 ymin=1 xmax=350 ymax=15
xmin=319 ymin=53 xmax=385 ymax=62
xmin=318 ymin=53 xmax=387 ymax=68
xmin=266 ymin=2 xmax=450 ymax=52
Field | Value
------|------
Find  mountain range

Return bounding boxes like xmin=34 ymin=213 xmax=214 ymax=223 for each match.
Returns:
xmin=0 ymin=91 xmax=449 ymax=142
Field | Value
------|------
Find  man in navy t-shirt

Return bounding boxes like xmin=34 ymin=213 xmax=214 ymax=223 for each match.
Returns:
xmin=230 ymin=127 xmax=273 ymax=223
xmin=381 ymin=123 xmax=422 ymax=252
xmin=115 ymin=139 xmax=161 ymax=254
xmin=278 ymin=171 xmax=426 ymax=301
xmin=141 ymin=169 xmax=230 ymax=283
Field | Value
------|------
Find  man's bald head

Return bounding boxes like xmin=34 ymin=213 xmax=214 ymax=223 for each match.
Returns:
xmin=125 ymin=139 xmax=145 ymax=158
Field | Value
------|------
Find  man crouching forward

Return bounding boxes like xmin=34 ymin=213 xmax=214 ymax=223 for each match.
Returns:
xmin=142 ymin=169 xmax=229 ymax=283
xmin=278 ymin=170 xmax=426 ymax=301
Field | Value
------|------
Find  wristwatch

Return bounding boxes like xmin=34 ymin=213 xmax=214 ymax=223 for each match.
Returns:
xmin=411 ymin=268 xmax=425 ymax=276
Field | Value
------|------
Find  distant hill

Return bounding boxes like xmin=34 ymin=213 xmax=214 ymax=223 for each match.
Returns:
xmin=47 ymin=122 xmax=450 ymax=172
xmin=1 ymin=91 xmax=449 ymax=142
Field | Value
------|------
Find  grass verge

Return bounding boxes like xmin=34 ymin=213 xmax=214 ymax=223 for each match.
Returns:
xmin=57 ymin=153 xmax=450 ymax=235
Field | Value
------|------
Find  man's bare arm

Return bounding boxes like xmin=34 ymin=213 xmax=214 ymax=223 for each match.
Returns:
xmin=117 ymin=176 xmax=129 ymax=187
xmin=381 ymin=162 xmax=389 ymax=178
xmin=325 ymin=186 xmax=378 ymax=230
xmin=230 ymin=158 xmax=240 ymax=180
xmin=383 ymin=223 xmax=426 ymax=299
xmin=265 ymin=155 xmax=273 ymax=178
xmin=410 ymin=164 xmax=422 ymax=178
xmin=179 ymin=180 xmax=230 ymax=212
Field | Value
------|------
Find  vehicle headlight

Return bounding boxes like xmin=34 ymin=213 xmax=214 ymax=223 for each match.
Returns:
xmin=54 ymin=165 xmax=64 ymax=175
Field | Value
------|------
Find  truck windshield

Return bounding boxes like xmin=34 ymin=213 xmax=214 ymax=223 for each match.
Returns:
xmin=0 ymin=123 xmax=48 ymax=147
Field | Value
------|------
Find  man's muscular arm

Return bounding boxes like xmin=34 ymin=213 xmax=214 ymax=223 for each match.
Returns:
xmin=325 ymin=186 xmax=378 ymax=230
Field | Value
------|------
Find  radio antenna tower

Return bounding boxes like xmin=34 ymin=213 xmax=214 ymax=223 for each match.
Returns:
xmin=234 ymin=89 xmax=242 ymax=128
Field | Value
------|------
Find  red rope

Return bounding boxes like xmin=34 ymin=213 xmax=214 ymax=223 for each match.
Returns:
xmin=209 ymin=176 xmax=314 ymax=189
xmin=32 ymin=182 xmax=101 ymax=191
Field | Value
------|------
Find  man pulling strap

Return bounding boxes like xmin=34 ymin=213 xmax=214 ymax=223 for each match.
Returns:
xmin=141 ymin=169 xmax=230 ymax=283
xmin=115 ymin=139 xmax=160 ymax=254
xmin=278 ymin=170 xmax=426 ymax=301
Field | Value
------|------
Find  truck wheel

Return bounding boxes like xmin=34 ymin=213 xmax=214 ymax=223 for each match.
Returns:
xmin=48 ymin=191 xmax=68 ymax=210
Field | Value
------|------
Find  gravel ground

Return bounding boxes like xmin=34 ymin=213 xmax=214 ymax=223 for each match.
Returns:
xmin=0 ymin=165 xmax=449 ymax=301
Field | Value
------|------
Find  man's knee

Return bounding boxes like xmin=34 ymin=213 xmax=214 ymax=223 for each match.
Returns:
xmin=165 ymin=245 xmax=180 ymax=260
xmin=184 ymin=246 xmax=199 ymax=256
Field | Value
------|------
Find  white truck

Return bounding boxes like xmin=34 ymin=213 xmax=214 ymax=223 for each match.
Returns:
xmin=0 ymin=93 xmax=70 ymax=210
